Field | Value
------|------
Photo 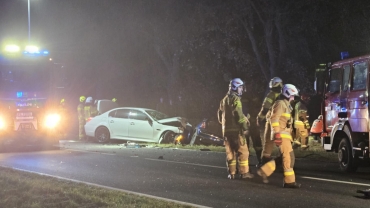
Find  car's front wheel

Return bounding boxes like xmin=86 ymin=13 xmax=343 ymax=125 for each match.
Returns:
xmin=95 ymin=127 xmax=110 ymax=143
xmin=161 ymin=131 xmax=175 ymax=144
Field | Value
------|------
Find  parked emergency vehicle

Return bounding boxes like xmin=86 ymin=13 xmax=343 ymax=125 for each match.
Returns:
xmin=0 ymin=44 xmax=65 ymax=145
xmin=311 ymin=53 xmax=370 ymax=172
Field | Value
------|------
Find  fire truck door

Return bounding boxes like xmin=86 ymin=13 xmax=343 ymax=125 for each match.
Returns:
xmin=347 ymin=62 xmax=368 ymax=132
xmin=325 ymin=68 xmax=341 ymax=131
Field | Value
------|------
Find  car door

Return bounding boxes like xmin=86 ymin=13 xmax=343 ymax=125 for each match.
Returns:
xmin=128 ymin=110 xmax=153 ymax=141
xmin=108 ymin=109 xmax=130 ymax=139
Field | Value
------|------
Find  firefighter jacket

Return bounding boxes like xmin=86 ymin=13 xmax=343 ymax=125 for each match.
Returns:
xmin=270 ymin=98 xmax=293 ymax=141
xmin=77 ymin=103 xmax=85 ymax=121
xmin=294 ymin=101 xmax=310 ymax=129
xmin=84 ymin=105 xmax=98 ymax=121
xmin=218 ymin=91 xmax=248 ymax=137
xmin=257 ymin=90 xmax=280 ymax=122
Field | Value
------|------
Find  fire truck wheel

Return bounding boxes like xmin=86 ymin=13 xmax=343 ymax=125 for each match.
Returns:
xmin=161 ymin=131 xmax=175 ymax=144
xmin=338 ymin=138 xmax=358 ymax=172
xmin=96 ymin=127 xmax=110 ymax=143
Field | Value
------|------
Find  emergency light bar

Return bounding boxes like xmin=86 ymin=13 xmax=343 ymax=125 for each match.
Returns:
xmin=3 ymin=44 xmax=49 ymax=57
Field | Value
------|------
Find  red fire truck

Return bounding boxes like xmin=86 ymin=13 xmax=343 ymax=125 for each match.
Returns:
xmin=0 ymin=44 xmax=65 ymax=147
xmin=311 ymin=53 xmax=370 ymax=172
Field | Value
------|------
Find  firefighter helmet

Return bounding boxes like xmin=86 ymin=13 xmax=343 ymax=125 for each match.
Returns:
xmin=269 ymin=77 xmax=283 ymax=88
xmin=229 ymin=78 xmax=244 ymax=91
xmin=112 ymin=98 xmax=117 ymax=102
xmin=282 ymin=84 xmax=299 ymax=99
xmin=85 ymin=97 xmax=93 ymax=104
xmin=79 ymin=96 xmax=86 ymax=102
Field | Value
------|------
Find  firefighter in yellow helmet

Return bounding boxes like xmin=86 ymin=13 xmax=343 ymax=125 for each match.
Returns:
xmin=77 ymin=96 xmax=86 ymax=140
xmin=257 ymin=84 xmax=301 ymax=188
xmin=218 ymin=78 xmax=254 ymax=180
xmin=257 ymin=77 xmax=283 ymax=167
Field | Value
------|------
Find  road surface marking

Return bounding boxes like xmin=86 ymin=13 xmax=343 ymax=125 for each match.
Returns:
xmin=301 ymin=176 xmax=370 ymax=187
xmin=145 ymin=158 xmax=225 ymax=169
xmin=65 ymin=149 xmax=116 ymax=155
xmin=4 ymin=166 xmax=211 ymax=208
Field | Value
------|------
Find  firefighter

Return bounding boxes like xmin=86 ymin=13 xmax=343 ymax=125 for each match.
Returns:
xmin=217 ymin=78 xmax=254 ymax=180
xmin=257 ymin=84 xmax=301 ymax=188
xmin=58 ymin=99 xmax=68 ymax=138
xmin=257 ymin=77 xmax=283 ymax=166
xmin=84 ymin=97 xmax=98 ymax=121
xmin=77 ymin=96 xmax=86 ymax=140
xmin=241 ymin=93 xmax=262 ymax=165
xmin=293 ymin=93 xmax=311 ymax=149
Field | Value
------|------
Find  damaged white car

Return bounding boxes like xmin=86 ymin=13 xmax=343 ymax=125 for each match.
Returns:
xmin=84 ymin=107 xmax=191 ymax=143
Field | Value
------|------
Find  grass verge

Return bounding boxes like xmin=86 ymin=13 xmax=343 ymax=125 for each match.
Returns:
xmin=0 ymin=167 xmax=193 ymax=208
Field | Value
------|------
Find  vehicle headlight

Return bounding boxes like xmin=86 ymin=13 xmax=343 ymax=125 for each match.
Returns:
xmin=45 ymin=114 xmax=60 ymax=128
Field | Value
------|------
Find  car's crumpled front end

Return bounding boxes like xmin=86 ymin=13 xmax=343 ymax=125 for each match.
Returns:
xmin=158 ymin=117 xmax=192 ymax=144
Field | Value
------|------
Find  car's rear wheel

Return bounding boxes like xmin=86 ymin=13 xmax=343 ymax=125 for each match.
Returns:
xmin=161 ymin=131 xmax=175 ymax=144
xmin=95 ymin=127 xmax=110 ymax=143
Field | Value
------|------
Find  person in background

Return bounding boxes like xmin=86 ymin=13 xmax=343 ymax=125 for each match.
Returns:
xmin=292 ymin=93 xmax=311 ymax=149
xmin=218 ymin=78 xmax=254 ymax=180
xmin=58 ymin=98 xmax=68 ymax=139
xmin=77 ymin=96 xmax=86 ymax=141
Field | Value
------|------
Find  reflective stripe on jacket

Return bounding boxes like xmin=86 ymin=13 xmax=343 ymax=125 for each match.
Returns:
xmin=218 ymin=92 xmax=248 ymax=136
xmin=270 ymin=99 xmax=293 ymax=140
xmin=257 ymin=91 xmax=280 ymax=120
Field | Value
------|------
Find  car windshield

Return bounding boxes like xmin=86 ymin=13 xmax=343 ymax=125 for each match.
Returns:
xmin=145 ymin=110 xmax=169 ymax=121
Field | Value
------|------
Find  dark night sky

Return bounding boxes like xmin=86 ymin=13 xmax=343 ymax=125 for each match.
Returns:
xmin=1 ymin=0 xmax=370 ymax=118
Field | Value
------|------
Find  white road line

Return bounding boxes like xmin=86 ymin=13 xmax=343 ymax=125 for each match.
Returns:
xmin=3 ymin=166 xmax=211 ymax=208
xmin=64 ymin=149 xmax=116 ymax=155
xmin=301 ymin=176 xmax=370 ymax=187
xmin=145 ymin=158 xmax=225 ymax=169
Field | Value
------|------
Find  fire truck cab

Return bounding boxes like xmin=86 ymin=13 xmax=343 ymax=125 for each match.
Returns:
xmin=312 ymin=53 xmax=370 ymax=172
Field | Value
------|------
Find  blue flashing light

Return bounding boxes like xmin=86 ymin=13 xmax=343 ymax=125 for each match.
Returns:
xmin=341 ymin=51 xmax=349 ymax=60
xmin=17 ymin=91 xmax=23 ymax=98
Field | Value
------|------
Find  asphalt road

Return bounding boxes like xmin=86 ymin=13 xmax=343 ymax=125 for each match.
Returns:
xmin=0 ymin=140 xmax=369 ymax=208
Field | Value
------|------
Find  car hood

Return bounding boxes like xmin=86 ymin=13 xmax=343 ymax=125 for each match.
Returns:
xmin=157 ymin=117 xmax=191 ymax=128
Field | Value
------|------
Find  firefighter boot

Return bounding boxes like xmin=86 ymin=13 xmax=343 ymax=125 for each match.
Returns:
xmin=283 ymin=182 xmax=301 ymax=188
xmin=228 ymin=174 xmax=236 ymax=180
xmin=257 ymin=169 xmax=269 ymax=183
xmin=240 ymin=172 xmax=254 ymax=179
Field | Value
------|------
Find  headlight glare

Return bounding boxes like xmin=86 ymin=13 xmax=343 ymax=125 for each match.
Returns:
xmin=45 ymin=114 xmax=60 ymax=128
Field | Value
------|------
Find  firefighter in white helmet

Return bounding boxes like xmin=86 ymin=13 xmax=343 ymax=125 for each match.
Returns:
xmin=218 ymin=78 xmax=254 ymax=180
xmin=257 ymin=84 xmax=301 ymax=188
xmin=257 ymin=77 xmax=283 ymax=167
xmin=84 ymin=97 xmax=98 ymax=122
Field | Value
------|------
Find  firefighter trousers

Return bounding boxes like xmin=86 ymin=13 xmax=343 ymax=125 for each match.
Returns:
xmin=250 ymin=119 xmax=262 ymax=163
xmin=78 ymin=118 xmax=86 ymax=140
xmin=261 ymin=120 xmax=275 ymax=159
xmin=294 ymin=124 xmax=308 ymax=147
xmin=260 ymin=138 xmax=296 ymax=183
xmin=224 ymin=134 xmax=250 ymax=174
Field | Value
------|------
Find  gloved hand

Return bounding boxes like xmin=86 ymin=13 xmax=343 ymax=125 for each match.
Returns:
xmin=273 ymin=133 xmax=282 ymax=146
